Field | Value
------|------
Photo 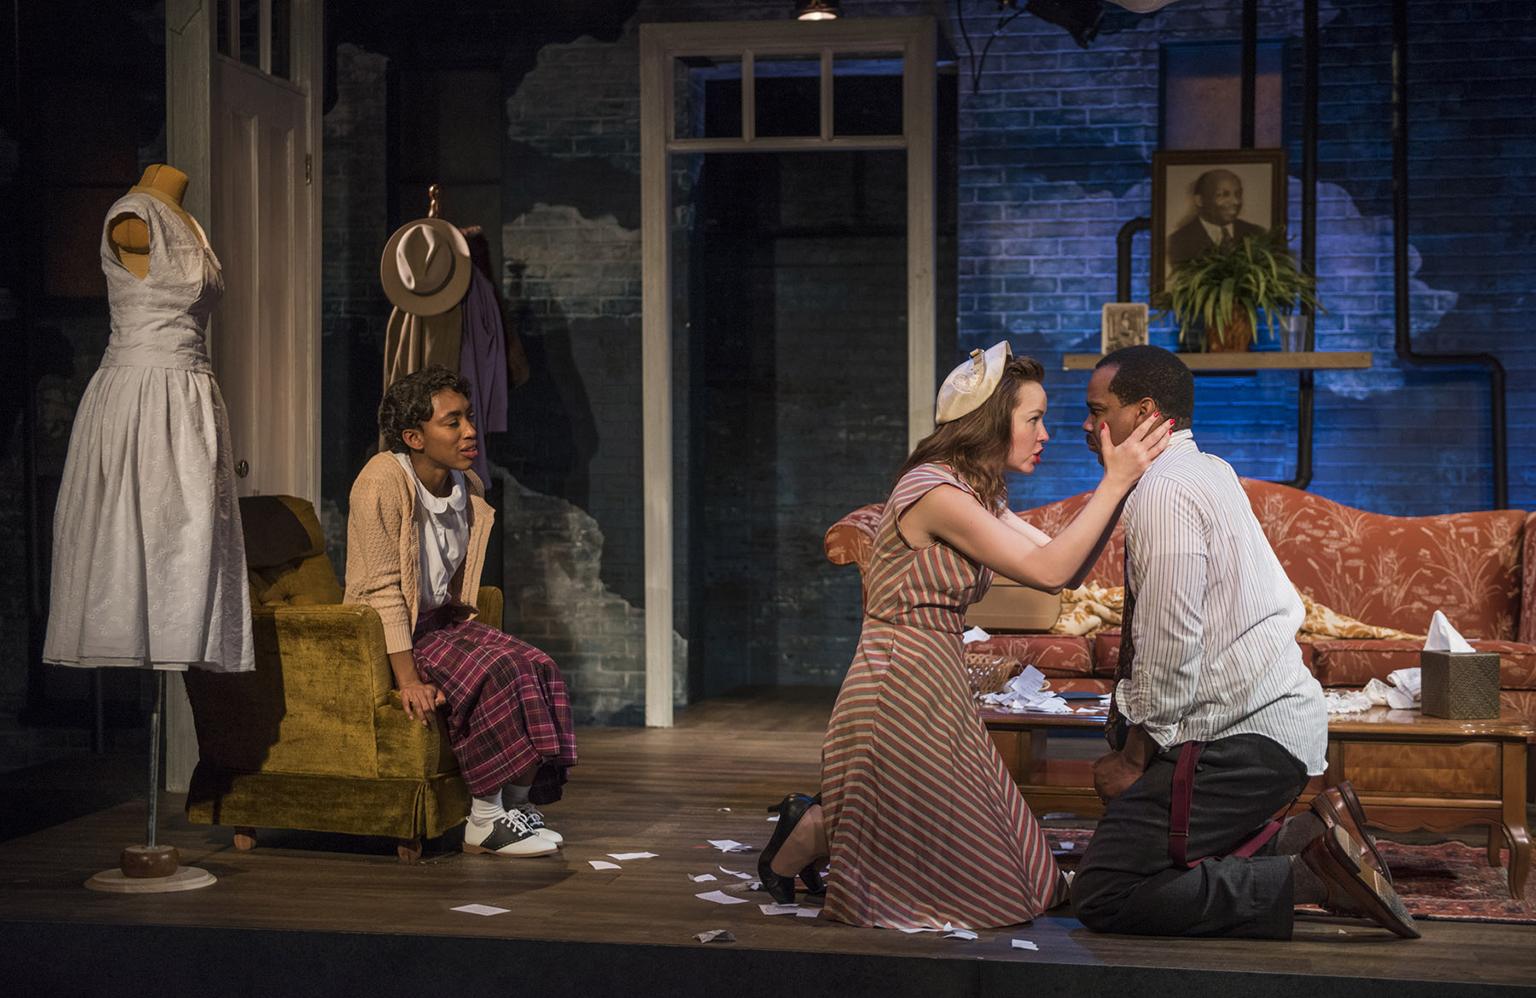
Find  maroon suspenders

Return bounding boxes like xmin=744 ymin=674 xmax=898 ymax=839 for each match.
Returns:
xmin=1168 ymin=741 xmax=1284 ymax=868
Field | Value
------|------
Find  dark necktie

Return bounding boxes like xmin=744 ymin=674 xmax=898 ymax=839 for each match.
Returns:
xmin=1219 ymin=225 xmax=1235 ymax=248
xmin=1104 ymin=549 xmax=1135 ymax=745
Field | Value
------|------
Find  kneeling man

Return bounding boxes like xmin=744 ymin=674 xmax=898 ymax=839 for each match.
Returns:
xmin=1070 ymin=346 xmax=1417 ymax=940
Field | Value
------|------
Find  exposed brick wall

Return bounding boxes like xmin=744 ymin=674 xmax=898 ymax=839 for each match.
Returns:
xmin=950 ymin=0 xmax=1533 ymax=516
xmin=320 ymin=44 xmax=392 ymax=573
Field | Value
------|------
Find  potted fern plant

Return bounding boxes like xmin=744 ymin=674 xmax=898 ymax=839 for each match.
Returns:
xmin=1156 ymin=231 xmax=1321 ymax=352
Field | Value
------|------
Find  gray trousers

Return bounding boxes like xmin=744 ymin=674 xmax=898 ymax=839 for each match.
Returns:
xmin=1071 ymin=733 xmax=1310 ymax=940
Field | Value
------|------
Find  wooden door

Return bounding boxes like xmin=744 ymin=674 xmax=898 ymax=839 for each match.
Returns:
xmin=165 ymin=0 xmax=322 ymax=790
xmin=213 ymin=58 xmax=317 ymax=500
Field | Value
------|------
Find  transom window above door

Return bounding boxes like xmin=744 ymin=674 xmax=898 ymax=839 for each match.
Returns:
xmin=217 ymin=0 xmax=293 ymax=80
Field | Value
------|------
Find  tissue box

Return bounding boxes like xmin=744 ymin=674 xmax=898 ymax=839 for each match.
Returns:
xmin=964 ymin=580 xmax=1062 ymax=632
xmin=1420 ymin=650 xmax=1500 ymax=719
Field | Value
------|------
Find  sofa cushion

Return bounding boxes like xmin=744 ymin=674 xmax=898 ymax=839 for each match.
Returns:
xmin=1309 ymin=639 xmax=1536 ymax=689
xmin=968 ymin=635 xmax=1093 ymax=678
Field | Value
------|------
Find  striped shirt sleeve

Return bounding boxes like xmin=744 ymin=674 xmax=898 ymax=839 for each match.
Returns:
xmin=1119 ymin=474 xmax=1209 ymax=747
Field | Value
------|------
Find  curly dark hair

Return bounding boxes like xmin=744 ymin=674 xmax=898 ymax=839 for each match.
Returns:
xmin=378 ymin=365 xmax=474 ymax=453
xmin=1096 ymin=345 xmax=1194 ymax=430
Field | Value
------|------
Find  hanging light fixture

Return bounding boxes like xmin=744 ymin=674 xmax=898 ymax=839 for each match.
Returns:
xmin=795 ymin=0 xmax=840 ymax=20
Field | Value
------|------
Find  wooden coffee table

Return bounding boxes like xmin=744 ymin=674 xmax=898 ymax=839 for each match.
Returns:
xmin=982 ymin=704 xmax=1532 ymax=899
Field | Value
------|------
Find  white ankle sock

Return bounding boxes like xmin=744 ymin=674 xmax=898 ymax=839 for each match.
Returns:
xmin=471 ymin=792 xmax=505 ymax=824
xmin=504 ymin=783 xmax=532 ymax=807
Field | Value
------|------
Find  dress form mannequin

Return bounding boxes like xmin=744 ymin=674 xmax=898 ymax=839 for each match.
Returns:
xmin=67 ymin=161 xmax=225 ymax=892
xmin=108 ymin=164 xmax=196 ymax=280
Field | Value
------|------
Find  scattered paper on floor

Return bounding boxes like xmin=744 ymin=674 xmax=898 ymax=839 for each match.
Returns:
xmin=588 ymin=860 xmax=621 ymax=870
xmin=695 ymin=929 xmax=735 ymax=943
xmin=1011 ymin=939 xmax=1038 ymax=951
xmin=766 ymin=815 xmax=779 ymax=822
xmin=896 ymin=926 xmax=938 ymax=934
xmin=708 ymin=839 xmax=752 ymax=853
xmin=696 ymin=890 xmax=751 ymax=905
xmin=759 ymin=903 xmax=800 ymax=915
xmin=795 ymin=907 xmax=821 ymax=918
xmin=451 ymin=903 xmax=510 ymax=917
xmin=719 ymin=865 xmax=754 ymax=880
xmin=607 ymin=852 xmax=658 ymax=861
xmin=689 ymin=873 xmax=718 ymax=883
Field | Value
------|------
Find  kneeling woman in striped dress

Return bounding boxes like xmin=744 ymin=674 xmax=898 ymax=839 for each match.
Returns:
xmin=759 ymin=344 xmax=1170 ymax=929
xmin=346 ymin=365 xmax=576 ymax=858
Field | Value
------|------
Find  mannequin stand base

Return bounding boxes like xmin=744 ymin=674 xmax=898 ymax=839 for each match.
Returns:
xmin=85 ymin=866 xmax=216 ymax=893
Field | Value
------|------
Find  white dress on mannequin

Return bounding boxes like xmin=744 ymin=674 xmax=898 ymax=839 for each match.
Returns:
xmin=43 ymin=189 xmax=253 ymax=672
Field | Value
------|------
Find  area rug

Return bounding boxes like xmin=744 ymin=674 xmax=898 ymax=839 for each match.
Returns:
xmin=1045 ymin=828 xmax=1534 ymax=924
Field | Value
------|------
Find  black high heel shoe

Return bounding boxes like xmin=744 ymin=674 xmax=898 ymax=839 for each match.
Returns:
xmin=759 ymin=793 xmax=817 ymax=905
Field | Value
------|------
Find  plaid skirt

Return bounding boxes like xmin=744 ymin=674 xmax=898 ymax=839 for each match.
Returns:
xmin=413 ymin=607 xmax=577 ymax=803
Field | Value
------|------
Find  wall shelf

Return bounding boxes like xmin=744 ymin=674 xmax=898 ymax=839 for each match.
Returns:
xmin=1061 ymin=351 xmax=1373 ymax=372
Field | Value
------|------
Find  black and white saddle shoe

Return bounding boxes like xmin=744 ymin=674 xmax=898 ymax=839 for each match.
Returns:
xmin=512 ymin=802 xmax=564 ymax=845
xmin=463 ymin=810 xmax=559 ymax=857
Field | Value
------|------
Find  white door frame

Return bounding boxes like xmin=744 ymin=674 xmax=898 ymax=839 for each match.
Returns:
xmin=639 ymin=18 xmax=938 ymax=727
xmin=164 ymin=0 xmax=323 ymax=790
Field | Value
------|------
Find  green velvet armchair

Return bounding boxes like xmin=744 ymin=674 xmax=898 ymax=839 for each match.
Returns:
xmin=184 ymin=495 xmax=497 ymax=861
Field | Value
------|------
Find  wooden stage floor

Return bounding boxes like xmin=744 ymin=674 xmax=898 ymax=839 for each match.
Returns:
xmin=4 ymin=689 xmax=1535 ymax=997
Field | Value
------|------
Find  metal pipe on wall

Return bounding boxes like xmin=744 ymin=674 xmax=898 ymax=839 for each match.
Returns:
xmin=1281 ymin=0 xmax=1320 ymax=490
xmin=1390 ymin=0 xmax=1508 ymax=509
xmin=1240 ymin=0 xmax=1258 ymax=148
xmin=1116 ymin=217 xmax=1150 ymax=303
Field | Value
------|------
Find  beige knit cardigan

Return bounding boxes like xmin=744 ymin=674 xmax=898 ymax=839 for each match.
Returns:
xmin=344 ymin=451 xmax=495 ymax=654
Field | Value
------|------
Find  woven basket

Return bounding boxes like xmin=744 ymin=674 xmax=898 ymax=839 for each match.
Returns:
xmin=964 ymin=652 xmax=1024 ymax=698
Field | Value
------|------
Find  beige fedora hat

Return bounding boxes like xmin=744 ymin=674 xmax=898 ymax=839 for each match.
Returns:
xmin=380 ymin=217 xmax=472 ymax=316
xmin=935 ymin=341 xmax=1013 ymax=424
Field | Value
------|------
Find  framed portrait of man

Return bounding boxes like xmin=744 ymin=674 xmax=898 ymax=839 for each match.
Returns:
xmin=1101 ymin=302 xmax=1148 ymax=354
xmin=1151 ymin=148 xmax=1286 ymax=293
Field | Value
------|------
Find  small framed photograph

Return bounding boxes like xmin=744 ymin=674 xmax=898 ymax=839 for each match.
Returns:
xmin=1151 ymin=148 xmax=1286 ymax=294
xmin=1101 ymin=302 xmax=1148 ymax=354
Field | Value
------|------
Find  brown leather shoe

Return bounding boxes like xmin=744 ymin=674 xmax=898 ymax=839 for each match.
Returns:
xmin=1300 ymin=825 xmax=1420 ymax=939
xmin=1312 ymin=781 xmax=1392 ymax=884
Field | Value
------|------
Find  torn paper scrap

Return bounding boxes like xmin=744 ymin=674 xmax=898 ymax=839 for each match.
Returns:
xmin=896 ymin=925 xmax=939 ymax=934
xmin=716 ymin=807 xmax=732 ymax=813
xmin=719 ymin=866 xmax=754 ymax=880
xmin=708 ymin=839 xmax=752 ymax=853
xmin=962 ymin=625 xmax=990 ymax=644
xmin=588 ymin=860 xmax=622 ymax=871
xmin=451 ymin=903 xmax=510 ymax=917
xmin=1011 ymin=939 xmax=1038 ymax=951
xmin=944 ymin=928 xmax=978 ymax=941
xmin=696 ymin=890 xmax=751 ymax=905
xmin=795 ymin=907 xmax=821 ymax=918
xmin=607 ymin=852 xmax=658 ymax=861
xmin=759 ymin=904 xmax=800 ymax=915
xmin=766 ymin=815 xmax=780 ymax=823
xmin=695 ymin=929 xmax=735 ymax=943
xmin=688 ymin=873 xmax=718 ymax=883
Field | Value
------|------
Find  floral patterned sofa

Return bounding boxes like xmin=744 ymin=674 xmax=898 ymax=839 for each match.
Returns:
xmin=824 ymin=479 xmax=1536 ymax=743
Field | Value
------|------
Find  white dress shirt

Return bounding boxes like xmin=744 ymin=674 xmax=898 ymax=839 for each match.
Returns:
xmin=1200 ymin=217 xmax=1235 ymax=247
xmin=392 ymin=452 xmax=469 ymax=613
xmin=1116 ymin=430 xmax=1328 ymax=775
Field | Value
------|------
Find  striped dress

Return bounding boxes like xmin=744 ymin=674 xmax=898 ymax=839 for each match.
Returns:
xmin=821 ymin=463 xmax=1065 ymax=930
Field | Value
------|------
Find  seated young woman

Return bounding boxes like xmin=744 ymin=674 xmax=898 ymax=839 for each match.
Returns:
xmin=758 ymin=343 xmax=1171 ymax=929
xmin=346 ymin=365 xmax=577 ymax=857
